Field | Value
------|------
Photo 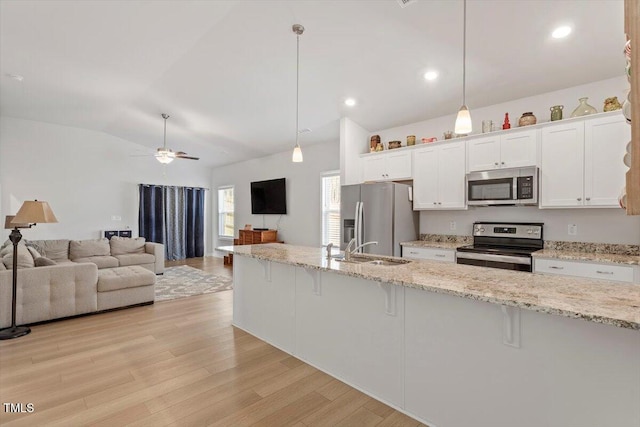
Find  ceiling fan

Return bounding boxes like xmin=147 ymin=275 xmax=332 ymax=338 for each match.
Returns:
xmin=154 ymin=113 xmax=199 ymax=164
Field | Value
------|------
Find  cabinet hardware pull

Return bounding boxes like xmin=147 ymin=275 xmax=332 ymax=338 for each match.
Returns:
xmin=409 ymin=251 xmax=418 ymax=254
xmin=438 ymin=202 xmax=442 ymax=205
xmin=494 ymin=162 xmax=499 ymax=165
xmin=433 ymin=202 xmax=437 ymax=205
xmin=435 ymin=254 xmax=446 ymax=258
xmin=501 ymin=161 xmax=505 ymax=165
xmin=586 ymin=197 xmax=591 ymax=201
xmin=596 ymin=270 xmax=614 ymax=275
xmin=577 ymin=197 xmax=582 ymax=201
xmin=549 ymin=266 xmax=564 ymax=270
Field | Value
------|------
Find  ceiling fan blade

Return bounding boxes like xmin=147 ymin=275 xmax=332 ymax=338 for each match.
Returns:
xmin=175 ymin=151 xmax=199 ymax=160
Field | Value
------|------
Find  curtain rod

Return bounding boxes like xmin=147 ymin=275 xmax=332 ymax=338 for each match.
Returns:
xmin=140 ymin=184 xmax=209 ymax=190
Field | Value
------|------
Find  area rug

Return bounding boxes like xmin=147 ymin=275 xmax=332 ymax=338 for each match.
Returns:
xmin=155 ymin=265 xmax=233 ymax=302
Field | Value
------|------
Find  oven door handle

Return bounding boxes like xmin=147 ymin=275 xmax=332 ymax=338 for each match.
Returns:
xmin=456 ymin=251 xmax=531 ymax=265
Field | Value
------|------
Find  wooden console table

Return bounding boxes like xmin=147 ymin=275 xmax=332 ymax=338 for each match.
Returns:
xmin=224 ymin=229 xmax=279 ymax=265
xmin=238 ymin=229 xmax=278 ymax=245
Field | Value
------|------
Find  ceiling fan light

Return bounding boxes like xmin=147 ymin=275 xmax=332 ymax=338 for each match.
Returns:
xmin=292 ymin=144 xmax=303 ymax=163
xmin=454 ymin=105 xmax=472 ymax=134
xmin=155 ymin=151 xmax=175 ymax=164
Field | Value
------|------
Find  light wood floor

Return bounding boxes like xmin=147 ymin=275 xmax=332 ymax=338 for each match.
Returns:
xmin=0 ymin=257 xmax=425 ymax=426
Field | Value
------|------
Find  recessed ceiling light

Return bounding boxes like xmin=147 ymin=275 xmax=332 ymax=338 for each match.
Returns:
xmin=423 ymin=70 xmax=439 ymax=81
xmin=344 ymin=98 xmax=357 ymax=107
xmin=552 ymin=26 xmax=572 ymax=39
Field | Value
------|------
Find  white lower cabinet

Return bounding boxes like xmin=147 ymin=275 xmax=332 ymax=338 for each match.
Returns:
xmin=232 ymin=256 xmax=296 ymax=353
xmin=233 ymin=255 xmax=640 ymax=427
xmin=295 ymin=268 xmax=404 ymax=407
xmin=534 ymin=258 xmax=636 ymax=283
xmin=404 ymin=287 xmax=640 ymax=427
xmin=401 ymin=246 xmax=455 ymax=262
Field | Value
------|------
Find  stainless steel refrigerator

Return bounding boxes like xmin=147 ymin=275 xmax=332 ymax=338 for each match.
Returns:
xmin=340 ymin=182 xmax=418 ymax=257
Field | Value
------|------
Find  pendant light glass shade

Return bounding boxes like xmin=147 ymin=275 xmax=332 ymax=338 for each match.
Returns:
xmin=291 ymin=24 xmax=305 ymax=163
xmin=454 ymin=105 xmax=472 ymax=134
xmin=292 ymin=144 xmax=303 ymax=162
xmin=454 ymin=0 xmax=472 ymax=134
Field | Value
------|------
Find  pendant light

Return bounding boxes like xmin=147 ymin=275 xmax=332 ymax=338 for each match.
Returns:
xmin=291 ymin=24 xmax=304 ymax=163
xmin=156 ymin=114 xmax=175 ymax=164
xmin=454 ymin=0 xmax=472 ymax=135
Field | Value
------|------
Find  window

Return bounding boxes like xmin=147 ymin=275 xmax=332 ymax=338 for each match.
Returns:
xmin=218 ymin=186 xmax=234 ymax=238
xmin=321 ymin=173 xmax=341 ymax=247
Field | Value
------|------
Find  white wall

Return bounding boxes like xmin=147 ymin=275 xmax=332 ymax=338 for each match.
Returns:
xmin=372 ymin=76 xmax=629 ymax=143
xmin=211 ymin=141 xmax=339 ymax=256
xmin=0 ymin=117 xmax=213 ymax=252
xmin=340 ymin=117 xmax=367 ymax=185
xmin=366 ymin=76 xmax=640 ymax=245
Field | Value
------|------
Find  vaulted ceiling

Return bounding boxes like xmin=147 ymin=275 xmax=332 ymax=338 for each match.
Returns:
xmin=0 ymin=0 xmax=626 ymax=167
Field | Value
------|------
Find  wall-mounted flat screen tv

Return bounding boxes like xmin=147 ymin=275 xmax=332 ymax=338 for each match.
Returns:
xmin=251 ymin=178 xmax=287 ymax=214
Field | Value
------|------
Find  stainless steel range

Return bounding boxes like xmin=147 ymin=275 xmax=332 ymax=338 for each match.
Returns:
xmin=456 ymin=222 xmax=544 ymax=272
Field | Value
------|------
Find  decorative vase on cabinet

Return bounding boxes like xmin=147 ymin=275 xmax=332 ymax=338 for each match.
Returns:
xmin=570 ymin=97 xmax=597 ymax=118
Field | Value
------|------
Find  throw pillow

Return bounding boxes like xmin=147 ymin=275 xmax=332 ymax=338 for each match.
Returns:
xmin=2 ymin=244 xmax=35 ymax=269
xmin=27 ymin=246 xmax=42 ymax=260
xmin=109 ymin=236 xmax=146 ymax=255
xmin=34 ymin=257 xmax=57 ymax=267
xmin=70 ymin=238 xmax=110 ymax=260
xmin=30 ymin=239 xmax=70 ymax=262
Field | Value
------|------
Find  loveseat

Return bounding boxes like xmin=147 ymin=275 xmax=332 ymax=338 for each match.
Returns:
xmin=0 ymin=237 xmax=164 ymax=328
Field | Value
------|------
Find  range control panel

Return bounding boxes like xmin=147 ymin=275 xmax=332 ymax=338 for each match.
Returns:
xmin=473 ymin=222 xmax=543 ymax=240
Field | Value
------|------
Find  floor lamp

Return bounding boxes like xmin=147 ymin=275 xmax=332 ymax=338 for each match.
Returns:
xmin=0 ymin=200 xmax=58 ymax=340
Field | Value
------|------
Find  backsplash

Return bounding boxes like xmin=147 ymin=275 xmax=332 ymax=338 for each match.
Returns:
xmin=544 ymin=241 xmax=640 ymax=256
xmin=420 ymin=234 xmax=472 ymax=244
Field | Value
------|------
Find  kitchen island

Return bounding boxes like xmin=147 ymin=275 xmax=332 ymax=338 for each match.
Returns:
xmin=229 ymin=243 xmax=640 ymax=427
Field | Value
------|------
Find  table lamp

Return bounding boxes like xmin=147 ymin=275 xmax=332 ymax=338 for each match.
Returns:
xmin=0 ymin=200 xmax=58 ymax=340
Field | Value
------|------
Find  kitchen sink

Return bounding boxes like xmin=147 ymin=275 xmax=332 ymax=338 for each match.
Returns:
xmin=334 ymin=254 xmax=411 ymax=266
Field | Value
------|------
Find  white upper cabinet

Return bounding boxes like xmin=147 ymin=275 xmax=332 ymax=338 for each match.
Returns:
xmin=362 ymin=150 xmax=412 ymax=182
xmin=413 ymin=141 xmax=466 ymax=210
xmin=540 ymin=114 xmax=629 ymax=208
xmin=584 ymin=115 xmax=630 ymax=207
xmin=467 ymin=129 xmax=538 ymax=172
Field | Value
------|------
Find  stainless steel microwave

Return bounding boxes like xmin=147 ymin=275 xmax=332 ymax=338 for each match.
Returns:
xmin=466 ymin=166 xmax=538 ymax=206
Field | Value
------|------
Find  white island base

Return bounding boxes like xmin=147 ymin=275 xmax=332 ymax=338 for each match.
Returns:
xmin=232 ymin=255 xmax=640 ymax=427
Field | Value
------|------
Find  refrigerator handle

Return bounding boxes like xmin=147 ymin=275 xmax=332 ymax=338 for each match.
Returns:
xmin=358 ymin=201 xmax=365 ymax=253
xmin=354 ymin=202 xmax=361 ymax=250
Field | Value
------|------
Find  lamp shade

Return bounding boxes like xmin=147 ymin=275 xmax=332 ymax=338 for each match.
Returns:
xmin=4 ymin=216 xmax=29 ymax=229
xmin=292 ymin=145 xmax=303 ymax=163
xmin=454 ymin=105 xmax=472 ymax=135
xmin=12 ymin=200 xmax=58 ymax=225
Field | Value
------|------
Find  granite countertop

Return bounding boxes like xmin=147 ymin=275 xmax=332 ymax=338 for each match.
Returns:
xmin=533 ymin=249 xmax=640 ymax=266
xmin=230 ymin=243 xmax=640 ymax=330
xmin=401 ymin=241 xmax=463 ymax=250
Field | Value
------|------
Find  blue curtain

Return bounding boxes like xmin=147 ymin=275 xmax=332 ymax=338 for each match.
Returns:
xmin=185 ymin=187 xmax=205 ymax=258
xmin=138 ymin=185 xmax=165 ymax=244
xmin=138 ymin=184 xmax=205 ymax=261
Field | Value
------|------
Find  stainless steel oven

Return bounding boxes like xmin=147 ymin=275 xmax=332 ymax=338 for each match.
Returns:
xmin=456 ymin=222 xmax=543 ymax=272
xmin=466 ymin=166 xmax=538 ymax=206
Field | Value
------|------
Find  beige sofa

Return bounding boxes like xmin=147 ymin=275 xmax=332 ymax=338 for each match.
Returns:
xmin=0 ymin=237 xmax=164 ymax=328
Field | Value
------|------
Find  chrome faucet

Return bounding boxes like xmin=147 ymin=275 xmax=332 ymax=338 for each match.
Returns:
xmin=344 ymin=238 xmax=378 ymax=261
xmin=326 ymin=243 xmax=334 ymax=259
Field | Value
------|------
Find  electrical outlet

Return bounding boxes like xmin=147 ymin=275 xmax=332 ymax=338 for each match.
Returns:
xmin=568 ymin=224 xmax=577 ymax=235
xmin=111 ymin=215 xmax=122 ymax=221
xmin=450 ymin=221 xmax=456 ymax=231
